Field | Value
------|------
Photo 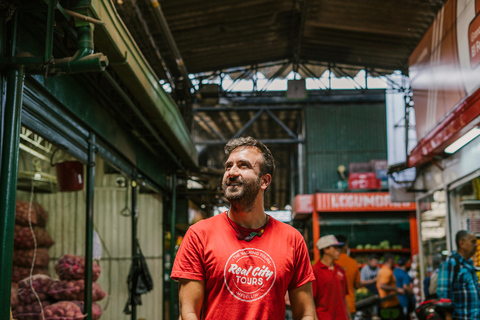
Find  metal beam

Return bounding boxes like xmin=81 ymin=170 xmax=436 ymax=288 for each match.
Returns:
xmin=169 ymin=174 xmax=177 ymax=320
xmin=149 ymin=1 xmax=194 ymax=93
xmin=195 ymin=139 xmax=304 ymax=145
xmin=131 ymin=0 xmax=175 ymax=89
xmin=0 ymin=66 xmax=24 ymax=320
xmin=194 ymin=113 xmax=226 ymax=141
xmin=265 ymin=109 xmax=298 ymax=140
xmin=232 ymin=109 xmax=263 ymax=139
xmin=194 ymin=105 xmax=303 ymax=112
xmin=84 ymin=132 xmax=96 ymax=320
xmin=131 ymin=176 xmax=138 ymax=320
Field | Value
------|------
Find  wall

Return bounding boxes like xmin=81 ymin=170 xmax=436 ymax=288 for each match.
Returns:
xmin=304 ymin=100 xmax=387 ymax=192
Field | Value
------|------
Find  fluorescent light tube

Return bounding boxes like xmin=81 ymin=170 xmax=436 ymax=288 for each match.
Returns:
xmin=444 ymin=127 xmax=480 ymax=154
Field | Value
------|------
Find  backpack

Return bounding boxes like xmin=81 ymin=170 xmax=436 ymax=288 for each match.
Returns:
xmin=415 ymin=298 xmax=454 ymax=320
xmin=421 ymin=254 xmax=461 ymax=306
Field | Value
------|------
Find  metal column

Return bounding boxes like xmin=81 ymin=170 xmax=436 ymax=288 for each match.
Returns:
xmin=169 ymin=173 xmax=177 ymax=320
xmin=84 ymin=132 xmax=96 ymax=320
xmin=0 ymin=66 xmax=25 ymax=320
xmin=131 ymin=176 xmax=138 ymax=320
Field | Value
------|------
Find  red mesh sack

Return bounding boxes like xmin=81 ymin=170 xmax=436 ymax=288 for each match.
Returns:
xmin=15 ymin=201 xmax=48 ymax=227
xmin=14 ymin=225 xmax=54 ymax=249
xmin=55 ymin=254 xmax=101 ymax=281
xmin=13 ymin=300 xmax=51 ymax=320
xmin=43 ymin=301 xmax=86 ymax=320
xmin=13 ymin=248 xmax=51 ymax=268
xmin=12 ymin=265 xmax=50 ymax=283
xmin=71 ymin=301 xmax=102 ymax=320
xmin=11 ymin=282 xmax=19 ymax=309
xmin=48 ymin=280 xmax=106 ymax=301
xmin=17 ymin=275 xmax=54 ymax=305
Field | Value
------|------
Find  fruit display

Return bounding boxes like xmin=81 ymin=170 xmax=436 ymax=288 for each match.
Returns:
xmin=473 ymin=238 xmax=480 ymax=268
xmin=355 ymin=287 xmax=374 ymax=301
xmin=355 ymin=240 xmax=404 ymax=250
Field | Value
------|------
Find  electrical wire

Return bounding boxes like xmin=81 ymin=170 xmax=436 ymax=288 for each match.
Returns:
xmin=27 ymin=176 xmax=45 ymax=320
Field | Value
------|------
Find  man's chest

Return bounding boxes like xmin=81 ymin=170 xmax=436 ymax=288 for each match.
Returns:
xmin=202 ymin=242 xmax=295 ymax=298
xmin=315 ymin=268 xmax=345 ymax=287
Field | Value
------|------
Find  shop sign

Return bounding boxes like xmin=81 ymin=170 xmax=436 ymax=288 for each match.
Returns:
xmin=470 ymin=13 xmax=480 ymax=69
xmin=315 ymin=192 xmax=416 ymax=212
xmin=294 ymin=193 xmax=416 ymax=213
xmin=294 ymin=194 xmax=314 ymax=214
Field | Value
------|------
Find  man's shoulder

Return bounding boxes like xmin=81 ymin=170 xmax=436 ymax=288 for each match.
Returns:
xmin=188 ymin=213 xmax=226 ymax=233
xmin=393 ymin=267 xmax=405 ymax=275
xmin=269 ymin=217 xmax=303 ymax=237
xmin=337 ymin=253 xmax=358 ymax=267
xmin=378 ymin=266 xmax=392 ymax=276
xmin=335 ymin=263 xmax=347 ymax=274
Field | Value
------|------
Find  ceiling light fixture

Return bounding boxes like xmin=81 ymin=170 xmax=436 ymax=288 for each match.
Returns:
xmin=444 ymin=126 xmax=480 ymax=154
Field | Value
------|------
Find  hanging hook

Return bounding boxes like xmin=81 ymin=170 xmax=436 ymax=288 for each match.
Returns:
xmin=120 ymin=181 xmax=131 ymax=217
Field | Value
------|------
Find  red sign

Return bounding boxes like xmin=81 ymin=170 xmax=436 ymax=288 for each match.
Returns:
xmin=294 ymin=194 xmax=314 ymax=214
xmin=315 ymin=193 xmax=416 ymax=212
xmin=294 ymin=193 xmax=416 ymax=213
xmin=469 ymin=13 xmax=480 ymax=69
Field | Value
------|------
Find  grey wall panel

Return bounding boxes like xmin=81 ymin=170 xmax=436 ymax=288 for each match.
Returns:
xmin=305 ymin=101 xmax=387 ymax=192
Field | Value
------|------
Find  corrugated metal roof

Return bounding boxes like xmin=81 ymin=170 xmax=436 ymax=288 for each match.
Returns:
xmin=116 ymin=0 xmax=445 ymax=78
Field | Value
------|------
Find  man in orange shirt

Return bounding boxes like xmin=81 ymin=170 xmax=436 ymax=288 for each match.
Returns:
xmin=376 ymin=253 xmax=405 ymax=320
xmin=335 ymin=234 xmax=362 ymax=319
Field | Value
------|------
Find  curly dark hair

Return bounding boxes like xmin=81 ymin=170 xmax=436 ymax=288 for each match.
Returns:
xmin=224 ymin=136 xmax=275 ymax=178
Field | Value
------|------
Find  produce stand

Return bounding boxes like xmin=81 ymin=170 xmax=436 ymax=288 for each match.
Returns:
xmin=293 ymin=192 xmax=418 ymax=263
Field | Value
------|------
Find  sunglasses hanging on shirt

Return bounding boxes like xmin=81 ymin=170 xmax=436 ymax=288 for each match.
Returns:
xmin=227 ymin=213 xmax=268 ymax=242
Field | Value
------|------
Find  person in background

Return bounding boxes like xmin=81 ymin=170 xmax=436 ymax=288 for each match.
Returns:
xmin=335 ymin=234 xmax=362 ymax=319
xmin=312 ymin=234 xmax=351 ymax=320
xmin=393 ymin=257 xmax=413 ymax=318
xmin=171 ymin=137 xmax=316 ymax=320
xmin=360 ymin=254 xmax=381 ymax=319
xmin=361 ymin=254 xmax=379 ymax=295
xmin=377 ymin=253 xmax=405 ymax=320
xmin=437 ymin=230 xmax=480 ymax=320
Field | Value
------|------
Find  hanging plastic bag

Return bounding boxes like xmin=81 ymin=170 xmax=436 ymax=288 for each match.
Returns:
xmin=123 ymin=239 xmax=153 ymax=314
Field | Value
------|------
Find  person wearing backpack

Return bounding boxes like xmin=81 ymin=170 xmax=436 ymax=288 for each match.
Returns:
xmin=437 ymin=230 xmax=480 ymax=320
xmin=423 ymin=253 xmax=443 ymax=300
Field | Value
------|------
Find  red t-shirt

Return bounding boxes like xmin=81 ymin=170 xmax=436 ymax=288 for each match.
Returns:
xmin=312 ymin=261 xmax=349 ymax=320
xmin=171 ymin=212 xmax=315 ymax=320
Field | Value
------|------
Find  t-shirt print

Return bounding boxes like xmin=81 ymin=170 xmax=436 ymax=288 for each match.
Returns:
xmin=224 ymin=248 xmax=276 ymax=302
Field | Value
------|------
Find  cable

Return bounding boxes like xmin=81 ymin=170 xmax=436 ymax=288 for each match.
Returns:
xmin=27 ymin=175 xmax=45 ymax=320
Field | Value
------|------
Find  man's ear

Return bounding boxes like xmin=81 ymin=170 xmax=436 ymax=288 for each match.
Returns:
xmin=260 ymin=174 xmax=272 ymax=190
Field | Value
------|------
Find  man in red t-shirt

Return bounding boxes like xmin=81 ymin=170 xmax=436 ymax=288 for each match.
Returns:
xmin=312 ymin=234 xmax=351 ymax=320
xmin=171 ymin=137 xmax=316 ymax=320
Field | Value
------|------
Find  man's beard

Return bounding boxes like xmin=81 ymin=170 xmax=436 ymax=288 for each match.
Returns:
xmin=222 ymin=175 xmax=262 ymax=212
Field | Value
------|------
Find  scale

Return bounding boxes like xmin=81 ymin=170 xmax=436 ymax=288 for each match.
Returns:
xmin=17 ymin=159 xmax=58 ymax=193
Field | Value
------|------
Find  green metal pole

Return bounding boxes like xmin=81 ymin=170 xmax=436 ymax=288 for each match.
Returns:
xmin=131 ymin=177 xmax=138 ymax=320
xmin=169 ymin=174 xmax=177 ymax=320
xmin=84 ymin=132 xmax=95 ymax=320
xmin=0 ymin=66 xmax=25 ymax=320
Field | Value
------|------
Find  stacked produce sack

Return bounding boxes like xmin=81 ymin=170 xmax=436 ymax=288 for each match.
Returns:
xmin=12 ymin=201 xmax=54 ymax=283
xmin=11 ymin=200 xmax=53 ymax=315
xmin=12 ymin=255 xmax=106 ymax=320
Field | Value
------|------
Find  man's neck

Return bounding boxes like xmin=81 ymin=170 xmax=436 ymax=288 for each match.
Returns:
xmin=228 ymin=206 xmax=267 ymax=229
xmin=457 ymin=250 xmax=472 ymax=261
xmin=320 ymin=255 xmax=335 ymax=268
